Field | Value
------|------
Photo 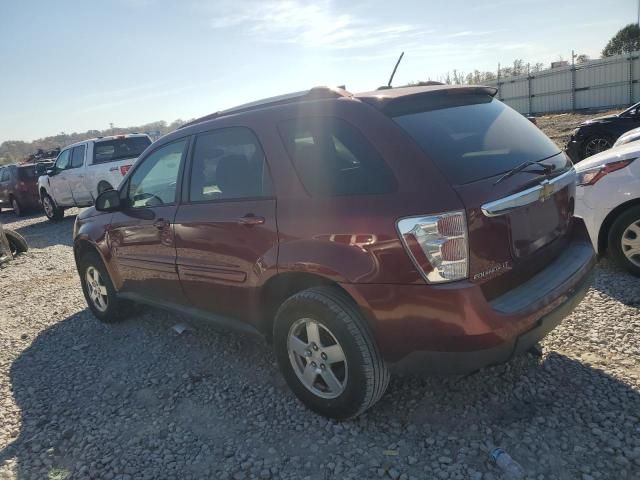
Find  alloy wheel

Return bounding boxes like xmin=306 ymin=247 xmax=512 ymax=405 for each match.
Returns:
xmin=621 ymin=219 xmax=640 ymax=268
xmin=43 ymin=196 xmax=53 ymax=218
xmin=287 ymin=318 xmax=348 ymax=399
xmin=85 ymin=266 xmax=109 ymax=312
xmin=584 ymin=137 xmax=612 ymax=157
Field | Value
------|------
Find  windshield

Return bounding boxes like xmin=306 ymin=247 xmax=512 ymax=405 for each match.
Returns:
xmin=392 ymin=96 xmax=561 ymax=184
xmin=620 ymin=101 xmax=640 ymax=117
xmin=93 ymin=137 xmax=151 ymax=164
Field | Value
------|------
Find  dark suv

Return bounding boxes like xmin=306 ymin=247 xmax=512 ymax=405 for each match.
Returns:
xmin=0 ymin=163 xmax=45 ymax=216
xmin=73 ymin=85 xmax=595 ymax=419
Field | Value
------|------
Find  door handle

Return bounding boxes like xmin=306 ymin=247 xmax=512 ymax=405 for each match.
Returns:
xmin=153 ymin=218 xmax=169 ymax=229
xmin=237 ymin=214 xmax=265 ymax=226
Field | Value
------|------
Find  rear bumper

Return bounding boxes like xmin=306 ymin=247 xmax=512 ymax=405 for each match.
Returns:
xmin=341 ymin=231 xmax=596 ymax=374
xmin=389 ymin=267 xmax=593 ymax=374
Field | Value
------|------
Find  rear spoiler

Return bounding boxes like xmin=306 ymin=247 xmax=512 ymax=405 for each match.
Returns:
xmin=359 ymin=85 xmax=498 ymax=116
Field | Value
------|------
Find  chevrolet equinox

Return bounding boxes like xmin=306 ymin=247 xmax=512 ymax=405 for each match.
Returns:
xmin=73 ymin=85 xmax=596 ymax=419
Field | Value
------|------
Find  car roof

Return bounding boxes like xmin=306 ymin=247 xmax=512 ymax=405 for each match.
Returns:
xmin=62 ymin=133 xmax=150 ymax=150
xmin=179 ymin=84 xmax=498 ymax=132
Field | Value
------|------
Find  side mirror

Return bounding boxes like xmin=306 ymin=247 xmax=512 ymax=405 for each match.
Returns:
xmin=95 ymin=189 xmax=122 ymax=212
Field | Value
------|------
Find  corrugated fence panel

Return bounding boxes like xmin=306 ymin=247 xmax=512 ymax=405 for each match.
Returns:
xmin=503 ymin=98 xmax=529 ymax=113
xmin=482 ymin=51 xmax=640 ymax=114
xmin=499 ymin=78 xmax=528 ymax=100
xmin=576 ymin=85 xmax=628 ymax=109
xmin=532 ymin=93 xmax=572 ymax=113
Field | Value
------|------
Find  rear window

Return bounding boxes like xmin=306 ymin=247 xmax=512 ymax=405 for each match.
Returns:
xmin=391 ymin=95 xmax=561 ymax=184
xmin=17 ymin=166 xmax=37 ymax=180
xmin=278 ymin=117 xmax=395 ymax=196
xmin=93 ymin=137 xmax=151 ymax=164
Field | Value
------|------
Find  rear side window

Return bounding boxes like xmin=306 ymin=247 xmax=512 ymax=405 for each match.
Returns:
xmin=0 ymin=168 xmax=9 ymax=182
xmin=278 ymin=117 xmax=395 ymax=196
xmin=17 ymin=166 xmax=37 ymax=180
xmin=188 ymin=127 xmax=271 ymax=202
xmin=93 ymin=137 xmax=151 ymax=164
xmin=392 ymin=95 xmax=561 ymax=185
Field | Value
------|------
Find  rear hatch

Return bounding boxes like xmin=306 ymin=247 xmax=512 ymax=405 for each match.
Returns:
xmin=93 ymin=135 xmax=152 ymax=185
xmin=368 ymin=88 xmax=575 ymax=299
xmin=17 ymin=165 xmax=40 ymax=198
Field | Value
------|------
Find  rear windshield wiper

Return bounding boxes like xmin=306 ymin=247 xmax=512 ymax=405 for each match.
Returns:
xmin=494 ymin=160 xmax=554 ymax=186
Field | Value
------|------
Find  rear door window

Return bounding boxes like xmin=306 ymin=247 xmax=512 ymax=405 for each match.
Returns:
xmin=278 ymin=117 xmax=395 ymax=196
xmin=70 ymin=145 xmax=86 ymax=169
xmin=188 ymin=127 xmax=271 ymax=202
xmin=391 ymin=95 xmax=561 ymax=185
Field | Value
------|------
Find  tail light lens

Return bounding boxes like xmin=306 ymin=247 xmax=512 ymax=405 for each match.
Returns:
xmin=577 ymin=158 xmax=635 ymax=186
xmin=397 ymin=211 xmax=469 ymax=283
xmin=119 ymin=164 xmax=132 ymax=176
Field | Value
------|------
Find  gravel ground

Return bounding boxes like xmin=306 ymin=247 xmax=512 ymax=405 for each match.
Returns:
xmin=1 ymin=204 xmax=639 ymax=480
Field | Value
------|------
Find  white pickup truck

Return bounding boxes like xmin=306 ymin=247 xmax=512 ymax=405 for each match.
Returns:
xmin=38 ymin=134 xmax=151 ymax=220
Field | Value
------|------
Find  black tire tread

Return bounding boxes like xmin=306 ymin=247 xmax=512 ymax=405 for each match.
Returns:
xmin=607 ymin=205 xmax=640 ymax=277
xmin=5 ymin=229 xmax=28 ymax=254
xmin=276 ymin=286 xmax=390 ymax=419
xmin=79 ymin=251 xmax=133 ymax=322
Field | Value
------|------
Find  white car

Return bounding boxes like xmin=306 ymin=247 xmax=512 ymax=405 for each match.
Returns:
xmin=575 ymin=142 xmax=640 ymax=275
xmin=613 ymin=126 xmax=640 ymax=148
xmin=38 ymin=134 xmax=151 ymax=221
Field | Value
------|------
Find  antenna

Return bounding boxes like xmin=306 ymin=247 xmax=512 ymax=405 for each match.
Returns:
xmin=387 ymin=52 xmax=405 ymax=88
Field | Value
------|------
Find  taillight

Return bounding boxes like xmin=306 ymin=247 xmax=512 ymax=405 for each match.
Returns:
xmin=577 ymin=158 xmax=635 ymax=186
xmin=120 ymin=164 xmax=131 ymax=176
xmin=397 ymin=211 xmax=469 ymax=283
xmin=17 ymin=181 xmax=28 ymax=192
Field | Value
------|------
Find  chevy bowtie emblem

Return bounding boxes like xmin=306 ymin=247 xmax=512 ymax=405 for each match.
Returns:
xmin=538 ymin=180 xmax=554 ymax=202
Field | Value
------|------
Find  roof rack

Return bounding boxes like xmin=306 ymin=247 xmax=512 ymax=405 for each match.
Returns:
xmin=180 ymin=86 xmax=352 ymax=129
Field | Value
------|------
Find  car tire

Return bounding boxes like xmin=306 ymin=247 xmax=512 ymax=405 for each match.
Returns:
xmin=97 ymin=182 xmax=114 ymax=195
xmin=10 ymin=197 xmax=23 ymax=217
xmin=78 ymin=251 xmax=132 ymax=322
xmin=5 ymin=229 xmax=28 ymax=255
xmin=608 ymin=205 xmax=640 ymax=277
xmin=273 ymin=286 xmax=389 ymax=420
xmin=42 ymin=193 xmax=64 ymax=221
xmin=581 ymin=134 xmax=614 ymax=159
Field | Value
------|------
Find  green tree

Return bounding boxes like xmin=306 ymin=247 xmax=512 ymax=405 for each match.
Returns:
xmin=602 ymin=24 xmax=640 ymax=57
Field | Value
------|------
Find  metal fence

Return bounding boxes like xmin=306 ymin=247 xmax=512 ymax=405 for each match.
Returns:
xmin=484 ymin=51 xmax=640 ymax=115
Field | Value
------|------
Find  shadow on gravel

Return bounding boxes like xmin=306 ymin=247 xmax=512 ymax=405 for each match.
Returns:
xmin=1 ymin=309 xmax=639 ymax=479
xmin=0 ymin=211 xmax=77 ymax=248
xmin=591 ymin=258 xmax=640 ymax=307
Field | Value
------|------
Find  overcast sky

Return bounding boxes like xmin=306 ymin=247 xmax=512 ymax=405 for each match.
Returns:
xmin=0 ymin=0 xmax=636 ymax=143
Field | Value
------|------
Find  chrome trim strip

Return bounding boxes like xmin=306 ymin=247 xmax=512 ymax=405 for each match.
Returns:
xmin=481 ymin=168 xmax=576 ymax=217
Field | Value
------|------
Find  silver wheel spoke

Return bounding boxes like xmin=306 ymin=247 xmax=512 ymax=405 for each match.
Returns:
xmin=323 ymin=344 xmax=345 ymax=364
xmin=289 ymin=336 xmax=309 ymax=357
xmin=305 ymin=322 xmax=321 ymax=346
xmin=302 ymin=364 xmax=317 ymax=386
xmin=98 ymin=285 xmax=107 ymax=296
xmin=321 ymin=368 xmax=342 ymax=393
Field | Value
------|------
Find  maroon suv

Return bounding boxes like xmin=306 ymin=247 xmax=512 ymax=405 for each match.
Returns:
xmin=73 ymin=85 xmax=595 ymax=419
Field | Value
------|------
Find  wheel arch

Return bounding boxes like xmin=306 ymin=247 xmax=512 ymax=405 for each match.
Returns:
xmin=598 ymin=198 xmax=640 ymax=254
xmin=259 ymin=271 xmax=358 ymax=342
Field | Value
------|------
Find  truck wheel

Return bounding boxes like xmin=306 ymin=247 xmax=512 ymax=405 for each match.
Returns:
xmin=42 ymin=193 xmax=64 ymax=221
xmin=97 ymin=182 xmax=114 ymax=195
xmin=273 ymin=286 xmax=389 ymax=420
xmin=11 ymin=197 xmax=23 ymax=217
xmin=78 ymin=251 xmax=133 ymax=322
xmin=608 ymin=205 xmax=640 ymax=277
xmin=5 ymin=229 xmax=28 ymax=255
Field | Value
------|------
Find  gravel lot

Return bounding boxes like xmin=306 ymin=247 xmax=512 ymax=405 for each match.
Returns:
xmin=1 ymin=199 xmax=639 ymax=478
